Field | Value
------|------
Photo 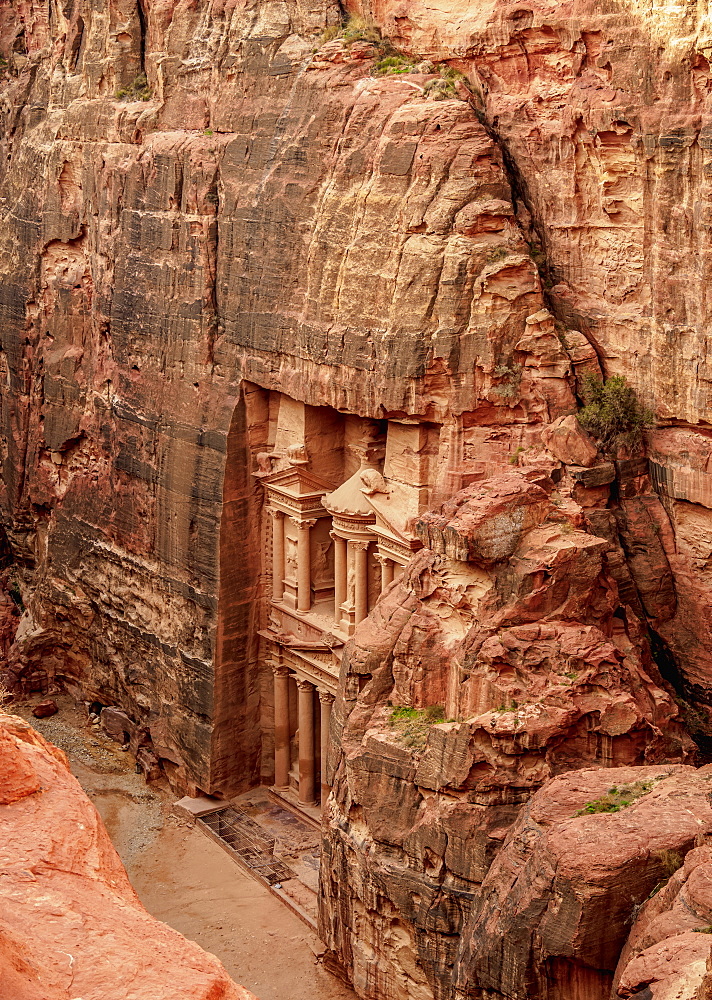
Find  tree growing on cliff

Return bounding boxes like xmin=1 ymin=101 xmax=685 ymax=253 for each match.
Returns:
xmin=577 ymin=374 xmax=654 ymax=453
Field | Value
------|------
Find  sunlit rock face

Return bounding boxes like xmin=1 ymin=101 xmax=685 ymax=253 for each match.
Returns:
xmin=0 ymin=0 xmax=579 ymax=795
xmin=319 ymin=474 xmax=697 ymax=1000
xmin=0 ymin=712 xmax=254 ymax=1000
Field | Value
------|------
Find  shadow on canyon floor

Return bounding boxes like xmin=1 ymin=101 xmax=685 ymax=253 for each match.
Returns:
xmin=14 ymin=694 xmax=355 ymax=1000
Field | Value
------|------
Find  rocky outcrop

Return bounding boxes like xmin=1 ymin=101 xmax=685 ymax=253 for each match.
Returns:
xmin=3 ymin=0 xmax=712 ymax=794
xmin=4 ymin=1 xmax=712 ymax=998
xmin=0 ymin=711 xmax=253 ymax=1000
xmin=0 ymin=0 xmax=579 ymax=796
xmin=614 ymin=844 xmax=712 ymax=1000
xmin=319 ymin=472 xmax=696 ymax=1000
xmin=458 ymin=764 xmax=712 ymax=1000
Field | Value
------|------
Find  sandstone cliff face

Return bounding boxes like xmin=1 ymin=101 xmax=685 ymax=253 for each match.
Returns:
xmin=2 ymin=0 xmax=712 ymax=797
xmin=0 ymin=711 xmax=253 ymax=999
xmin=4 ymin=1 xmax=712 ymax=998
xmin=0 ymin=0 xmax=580 ymax=794
xmin=319 ymin=473 xmax=699 ymax=1000
xmin=458 ymin=764 xmax=712 ymax=1000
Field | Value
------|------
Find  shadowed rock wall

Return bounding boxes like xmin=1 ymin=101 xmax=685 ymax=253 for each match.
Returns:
xmin=0 ymin=0 xmax=579 ymax=793
xmin=3 ymin=2 xmax=712 ymax=994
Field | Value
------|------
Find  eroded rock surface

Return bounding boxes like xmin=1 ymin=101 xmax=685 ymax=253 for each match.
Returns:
xmin=0 ymin=712 xmax=253 ymax=1000
xmin=458 ymin=765 xmax=712 ymax=1000
xmin=614 ymin=844 xmax=712 ymax=1000
xmin=319 ymin=473 xmax=696 ymax=1000
xmin=3 ymin=1 xmax=712 ymax=999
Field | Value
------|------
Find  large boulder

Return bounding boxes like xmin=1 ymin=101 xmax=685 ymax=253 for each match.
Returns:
xmin=321 ymin=478 xmax=694 ymax=1000
xmin=456 ymin=765 xmax=712 ymax=1000
xmin=0 ymin=713 xmax=255 ymax=1000
xmin=614 ymin=844 xmax=712 ymax=999
xmin=415 ymin=474 xmax=552 ymax=564
xmin=541 ymin=415 xmax=599 ymax=468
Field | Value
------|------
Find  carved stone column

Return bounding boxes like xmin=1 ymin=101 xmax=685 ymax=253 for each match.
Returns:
xmin=376 ymin=552 xmax=395 ymax=592
xmin=351 ymin=539 xmax=370 ymax=624
xmin=272 ymin=664 xmax=290 ymax=789
xmin=318 ymin=688 xmax=335 ymax=809
xmin=296 ymin=519 xmax=316 ymax=613
xmin=331 ymin=531 xmax=347 ymax=625
xmin=270 ymin=509 xmax=286 ymax=603
xmin=297 ymin=677 xmax=316 ymax=805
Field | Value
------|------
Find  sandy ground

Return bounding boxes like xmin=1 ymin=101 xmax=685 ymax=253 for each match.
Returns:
xmin=14 ymin=696 xmax=355 ymax=1000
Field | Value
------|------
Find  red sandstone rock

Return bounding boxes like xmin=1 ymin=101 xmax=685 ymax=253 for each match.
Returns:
xmin=614 ymin=845 xmax=712 ymax=999
xmin=457 ymin=765 xmax=712 ymax=1000
xmin=32 ymin=699 xmax=58 ymax=718
xmin=100 ymin=705 xmax=133 ymax=742
xmin=541 ymin=414 xmax=598 ymax=467
xmin=415 ymin=474 xmax=552 ymax=564
xmin=2 ymin=5 xmax=712 ymax=1000
xmin=0 ymin=713 xmax=254 ymax=1000
xmin=321 ymin=477 xmax=694 ymax=999
xmin=0 ymin=726 xmax=41 ymax=804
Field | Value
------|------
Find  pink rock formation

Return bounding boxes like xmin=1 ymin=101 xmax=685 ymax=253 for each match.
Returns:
xmin=614 ymin=845 xmax=712 ymax=999
xmin=0 ymin=713 xmax=254 ymax=1000
xmin=458 ymin=765 xmax=712 ymax=1000
xmin=2 ymin=1 xmax=712 ymax=998
xmin=320 ymin=473 xmax=695 ymax=998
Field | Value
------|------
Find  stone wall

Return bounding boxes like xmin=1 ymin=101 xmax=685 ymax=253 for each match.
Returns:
xmin=0 ymin=0 xmax=580 ymax=794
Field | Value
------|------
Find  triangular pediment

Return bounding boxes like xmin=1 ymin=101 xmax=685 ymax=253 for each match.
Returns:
xmin=364 ymin=482 xmax=421 ymax=543
xmin=260 ymin=466 xmax=335 ymax=498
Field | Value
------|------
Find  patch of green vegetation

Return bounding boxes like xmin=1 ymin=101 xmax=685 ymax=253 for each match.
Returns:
xmin=509 ymin=445 xmax=526 ymax=465
xmin=423 ymin=77 xmax=456 ymax=100
xmin=526 ymin=239 xmax=546 ymax=265
xmin=694 ymin=925 xmax=712 ymax=934
xmin=575 ymin=779 xmax=655 ymax=816
xmin=204 ymin=129 xmax=214 ymax=136
xmin=8 ymin=579 xmax=23 ymax=611
xmin=319 ymin=24 xmax=342 ymax=43
xmin=389 ymin=704 xmax=448 ymax=749
xmin=577 ymin=374 xmax=654 ymax=454
xmin=373 ymin=54 xmax=416 ymax=75
xmin=340 ymin=15 xmax=382 ymax=45
xmin=655 ymin=849 xmax=683 ymax=878
xmin=115 ymin=72 xmax=151 ymax=102
xmin=495 ymin=700 xmax=519 ymax=713
xmin=492 ymin=362 xmax=523 ymax=403
xmin=423 ymin=65 xmax=473 ymax=100
xmin=487 ymin=246 xmax=510 ymax=264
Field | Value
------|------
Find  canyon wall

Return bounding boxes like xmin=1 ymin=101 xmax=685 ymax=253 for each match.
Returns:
xmin=0 ymin=0 xmax=580 ymax=795
xmin=3 ymin=0 xmax=712 ymax=996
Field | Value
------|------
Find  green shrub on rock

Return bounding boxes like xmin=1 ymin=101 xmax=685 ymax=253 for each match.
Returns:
xmin=115 ymin=73 xmax=151 ymax=102
xmin=577 ymin=374 xmax=654 ymax=453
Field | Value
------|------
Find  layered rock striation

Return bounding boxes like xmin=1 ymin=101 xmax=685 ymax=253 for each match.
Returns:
xmin=0 ymin=0 xmax=579 ymax=794
xmin=4 ymin=1 xmax=712 ymax=998
xmin=319 ymin=470 xmax=702 ymax=1000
